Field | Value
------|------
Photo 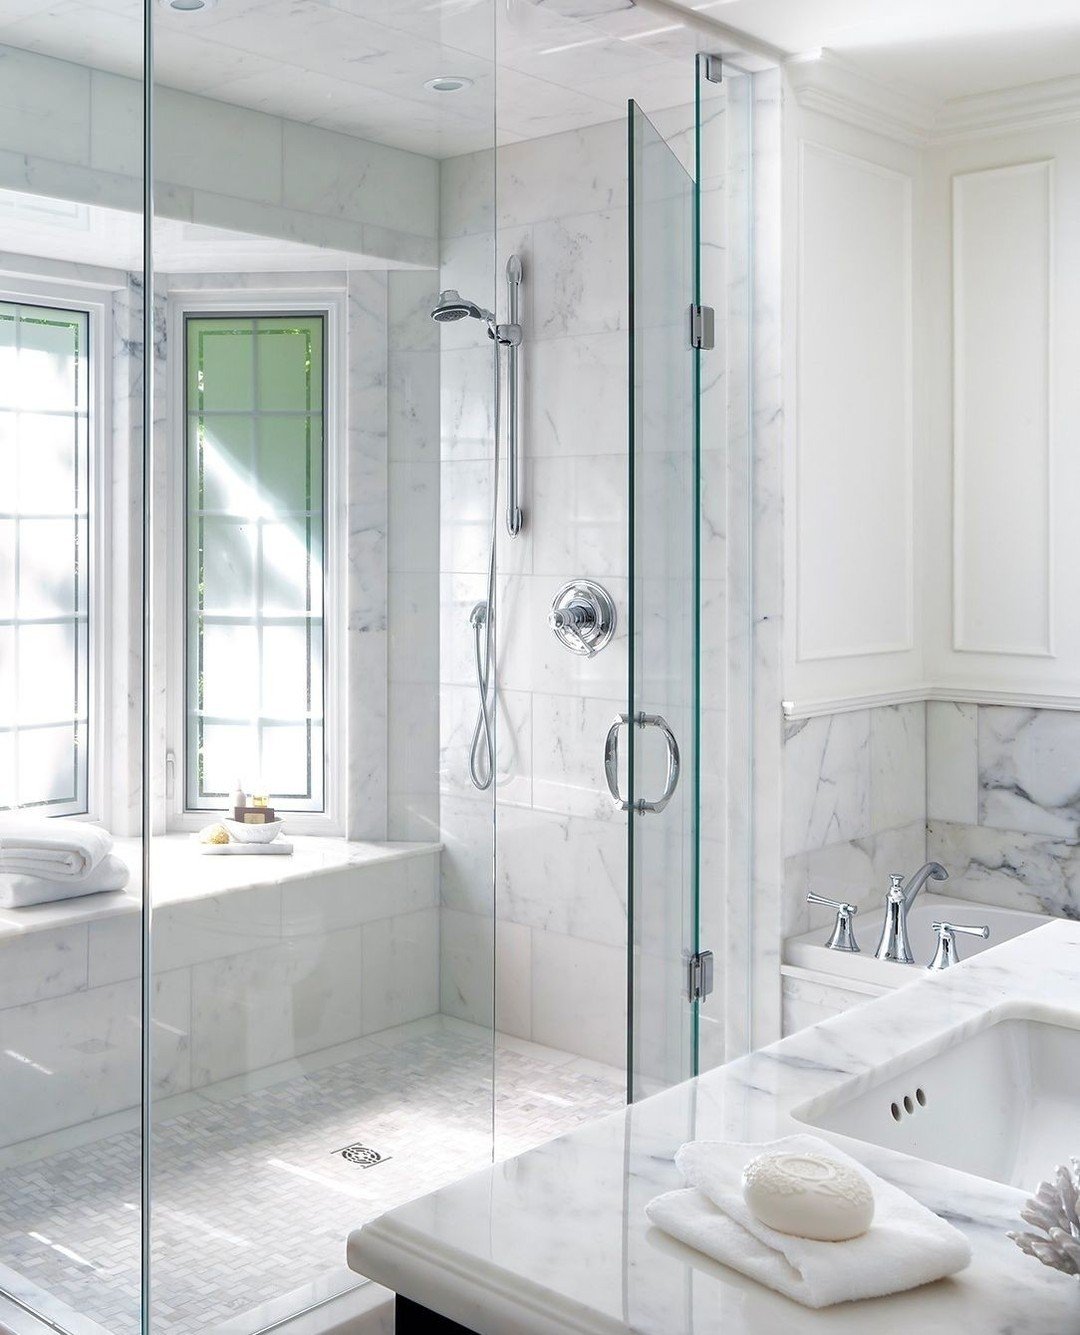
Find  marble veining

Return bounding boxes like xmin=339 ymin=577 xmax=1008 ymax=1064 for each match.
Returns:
xmin=349 ymin=921 xmax=1080 ymax=1334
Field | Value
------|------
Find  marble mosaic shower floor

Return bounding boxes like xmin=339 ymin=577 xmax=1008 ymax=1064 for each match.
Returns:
xmin=0 ymin=1018 xmax=625 ymax=1335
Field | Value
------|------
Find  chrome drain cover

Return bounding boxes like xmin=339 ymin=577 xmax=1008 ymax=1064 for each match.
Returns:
xmin=335 ymin=1142 xmax=391 ymax=1169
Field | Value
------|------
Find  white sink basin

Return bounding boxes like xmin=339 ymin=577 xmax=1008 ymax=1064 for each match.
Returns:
xmin=794 ymin=1006 xmax=1080 ymax=1191
xmin=784 ymin=895 xmax=1050 ymax=989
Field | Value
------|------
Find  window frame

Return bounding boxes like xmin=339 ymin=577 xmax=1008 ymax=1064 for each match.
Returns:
xmin=0 ymin=274 xmax=112 ymax=825
xmin=165 ymin=289 xmax=346 ymax=836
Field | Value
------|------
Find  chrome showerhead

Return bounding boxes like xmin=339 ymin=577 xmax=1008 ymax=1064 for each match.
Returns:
xmin=430 ymin=289 xmax=494 ymax=325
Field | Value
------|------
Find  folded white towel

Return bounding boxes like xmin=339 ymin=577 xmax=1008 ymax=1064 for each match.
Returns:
xmin=0 ymin=819 xmax=113 ymax=881
xmin=645 ymin=1134 xmax=971 ymax=1308
xmin=0 ymin=853 xmax=130 ymax=909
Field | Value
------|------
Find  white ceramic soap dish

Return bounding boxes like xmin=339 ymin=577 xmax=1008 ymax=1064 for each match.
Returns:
xmin=224 ymin=818 xmax=284 ymax=844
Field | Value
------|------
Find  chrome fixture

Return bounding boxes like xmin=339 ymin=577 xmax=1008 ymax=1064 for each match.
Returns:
xmin=927 ymin=921 xmax=989 ymax=971
xmin=430 ymin=269 xmax=525 ymax=789
xmin=504 ymin=256 xmax=523 ymax=536
xmin=423 ymin=75 xmax=474 ymax=93
xmin=430 ymin=266 xmax=524 ymax=539
xmin=875 ymin=862 xmax=949 ymax=964
xmin=604 ymin=712 xmax=680 ymax=815
xmin=805 ymin=892 xmax=860 ymax=953
xmin=548 ymin=579 xmax=616 ymax=657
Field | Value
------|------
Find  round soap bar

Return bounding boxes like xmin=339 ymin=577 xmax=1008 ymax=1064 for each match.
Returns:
xmin=742 ymin=1152 xmax=874 ymax=1241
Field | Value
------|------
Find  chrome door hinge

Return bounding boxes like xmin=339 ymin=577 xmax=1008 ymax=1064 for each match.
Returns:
xmin=703 ymin=54 xmax=723 ymax=84
xmin=687 ymin=950 xmax=714 ymax=1003
xmin=689 ymin=304 xmax=715 ymax=351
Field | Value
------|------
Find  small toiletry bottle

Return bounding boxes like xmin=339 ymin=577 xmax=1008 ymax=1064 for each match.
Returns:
xmin=230 ymin=780 xmax=246 ymax=821
xmin=252 ymin=784 xmax=269 ymax=810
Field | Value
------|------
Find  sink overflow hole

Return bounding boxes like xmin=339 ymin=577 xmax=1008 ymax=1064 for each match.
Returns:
xmin=890 ymin=1087 xmax=927 ymax=1122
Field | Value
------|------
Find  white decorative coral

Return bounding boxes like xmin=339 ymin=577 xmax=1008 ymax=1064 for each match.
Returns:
xmin=1008 ymin=1159 xmax=1080 ymax=1277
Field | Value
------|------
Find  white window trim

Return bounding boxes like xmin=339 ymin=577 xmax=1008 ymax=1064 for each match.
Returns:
xmin=164 ymin=287 xmax=347 ymax=836
xmin=0 ymin=270 xmax=114 ymax=827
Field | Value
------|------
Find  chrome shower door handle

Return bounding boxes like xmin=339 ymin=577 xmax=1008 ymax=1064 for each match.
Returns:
xmin=637 ymin=712 xmax=680 ymax=814
xmin=604 ymin=712 xmax=681 ymax=814
xmin=605 ymin=714 xmax=631 ymax=811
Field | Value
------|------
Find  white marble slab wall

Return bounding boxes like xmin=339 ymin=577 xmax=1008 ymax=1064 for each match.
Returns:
xmin=437 ymin=123 xmax=630 ymax=1068
xmin=387 ymin=269 xmax=441 ymax=841
xmin=928 ymin=703 xmax=1080 ymax=918
xmin=0 ymin=43 xmax=438 ymax=268
xmin=782 ymin=702 xmax=927 ymax=941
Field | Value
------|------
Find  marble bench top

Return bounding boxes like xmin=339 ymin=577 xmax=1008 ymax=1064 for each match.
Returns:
xmin=347 ymin=919 xmax=1080 ymax=1334
xmin=0 ymin=834 xmax=439 ymax=940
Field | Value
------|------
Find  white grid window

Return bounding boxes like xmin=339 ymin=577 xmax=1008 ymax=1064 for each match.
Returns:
xmin=0 ymin=301 xmax=90 ymax=815
xmin=184 ymin=314 xmax=326 ymax=812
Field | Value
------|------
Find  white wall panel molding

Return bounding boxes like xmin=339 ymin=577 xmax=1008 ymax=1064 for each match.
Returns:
xmin=952 ymin=159 xmax=1054 ymax=658
xmin=793 ymin=141 xmax=914 ymax=665
xmin=785 ymin=685 xmax=1080 ymax=721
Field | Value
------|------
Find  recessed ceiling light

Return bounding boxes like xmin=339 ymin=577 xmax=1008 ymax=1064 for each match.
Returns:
xmin=158 ymin=0 xmax=219 ymax=13
xmin=424 ymin=75 xmax=473 ymax=93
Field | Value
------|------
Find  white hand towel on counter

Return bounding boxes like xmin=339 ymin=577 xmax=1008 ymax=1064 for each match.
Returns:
xmin=645 ymin=1134 xmax=971 ymax=1309
xmin=0 ymin=853 xmax=130 ymax=909
xmin=0 ymin=819 xmax=113 ymax=881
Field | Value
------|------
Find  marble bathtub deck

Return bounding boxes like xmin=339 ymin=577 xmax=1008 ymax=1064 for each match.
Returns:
xmin=349 ymin=921 xmax=1080 ymax=1334
xmin=0 ymin=1018 xmax=625 ymax=1335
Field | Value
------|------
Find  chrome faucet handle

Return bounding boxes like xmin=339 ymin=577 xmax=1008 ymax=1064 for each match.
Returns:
xmin=806 ymin=892 xmax=860 ymax=953
xmin=927 ymin=921 xmax=989 ymax=971
xmin=887 ymin=873 xmax=905 ymax=899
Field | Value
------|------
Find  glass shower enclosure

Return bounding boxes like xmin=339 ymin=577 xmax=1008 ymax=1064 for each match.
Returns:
xmin=0 ymin=0 xmax=758 ymax=1328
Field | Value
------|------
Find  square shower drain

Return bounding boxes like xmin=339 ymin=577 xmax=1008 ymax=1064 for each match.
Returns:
xmin=334 ymin=1142 xmax=391 ymax=1169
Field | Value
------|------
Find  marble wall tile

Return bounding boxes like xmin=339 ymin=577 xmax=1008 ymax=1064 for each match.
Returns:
xmin=440 ymin=684 xmax=532 ymax=807
xmin=189 ymin=929 xmax=366 ymax=1085
xmin=524 ymin=332 xmax=626 ymax=458
xmin=0 ymin=45 xmax=91 ymax=166
xmin=782 ymin=710 xmax=871 ymax=857
xmin=0 ymin=970 xmax=189 ymax=1148
xmin=495 ymin=919 xmax=532 ymax=1041
xmin=978 ymin=706 xmax=1080 ymax=838
xmin=496 ymin=805 xmax=627 ymax=946
xmin=530 ymin=692 xmax=624 ymax=822
xmin=438 ymin=793 xmax=496 ymax=918
xmin=870 ymin=702 xmax=926 ymax=831
xmin=530 ymin=209 xmax=625 ymax=340
xmin=439 ymin=908 xmax=493 ymax=1027
xmin=0 ymin=926 xmax=88 ymax=1011
xmin=928 ymin=818 xmax=1080 ymax=919
xmin=926 ymin=701 xmax=978 ymax=824
xmin=530 ymin=454 xmax=628 ymax=579
xmin=280 ymin=856 xmax=438 ymax=938
xmin=361 ymin=908 xmax=439 ymax=1035
xmin=530 ymin=928 xmax=625 ymax=1068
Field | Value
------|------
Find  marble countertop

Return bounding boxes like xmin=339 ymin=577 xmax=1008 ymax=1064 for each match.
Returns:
xmin=347 ymin=920 xmax=1080 ymax=1334
xmin=0 ymin=834 xmax=439 ymax=938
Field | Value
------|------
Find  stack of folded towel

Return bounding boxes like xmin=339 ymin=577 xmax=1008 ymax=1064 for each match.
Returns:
xmin=0 ymin=820 xmax=130 ymax=909
xmin=646 ymin=1134 xmax=972 ymax=1308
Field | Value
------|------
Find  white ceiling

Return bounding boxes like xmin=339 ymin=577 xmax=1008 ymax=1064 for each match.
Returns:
xmin=0 ymin=0 xmax=1078 ymax=161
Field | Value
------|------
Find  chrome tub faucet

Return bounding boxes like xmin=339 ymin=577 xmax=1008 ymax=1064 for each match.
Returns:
xmin=875 ymin=862 xmax=949 ymax=964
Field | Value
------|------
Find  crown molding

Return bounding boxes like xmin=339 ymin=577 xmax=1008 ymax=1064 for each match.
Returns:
xmin=934 ymin=73 xmax=1080 ymax=143
xmin=784 ymin=50 xmax=936 ymax=147
xmin=785 ymin=51 xmax=1080 ymax=147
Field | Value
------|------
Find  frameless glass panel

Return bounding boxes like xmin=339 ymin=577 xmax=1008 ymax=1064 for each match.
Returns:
xmin=0 ymin=2 xmax=146 ymax=1328
xmin=151 ymin=0 xmax=498 ymax=1328
xmin=628 ymin=100 xmax=699 ymax=1101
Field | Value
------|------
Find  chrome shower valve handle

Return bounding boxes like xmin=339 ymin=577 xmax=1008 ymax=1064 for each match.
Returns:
xmin=549 ymin=580 xmax=616 ymax=657
xmin=805 ymin=891 xmax=860 ymax=953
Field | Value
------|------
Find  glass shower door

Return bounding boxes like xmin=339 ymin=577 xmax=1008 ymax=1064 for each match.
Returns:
xmin=625 ymin=101 xmax=699 ymax=1100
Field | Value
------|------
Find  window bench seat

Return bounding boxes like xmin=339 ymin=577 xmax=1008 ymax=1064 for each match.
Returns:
xmin=0 ymin=836 xmax=442 ymax=1153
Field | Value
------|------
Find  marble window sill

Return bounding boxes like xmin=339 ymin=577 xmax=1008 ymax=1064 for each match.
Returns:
xmin=0 ymin=834 xmax=441 ymax=941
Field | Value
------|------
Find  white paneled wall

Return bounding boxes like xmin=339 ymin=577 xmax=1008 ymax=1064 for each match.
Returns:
xmin=783 ymin=107 xmax=922 ymax=714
